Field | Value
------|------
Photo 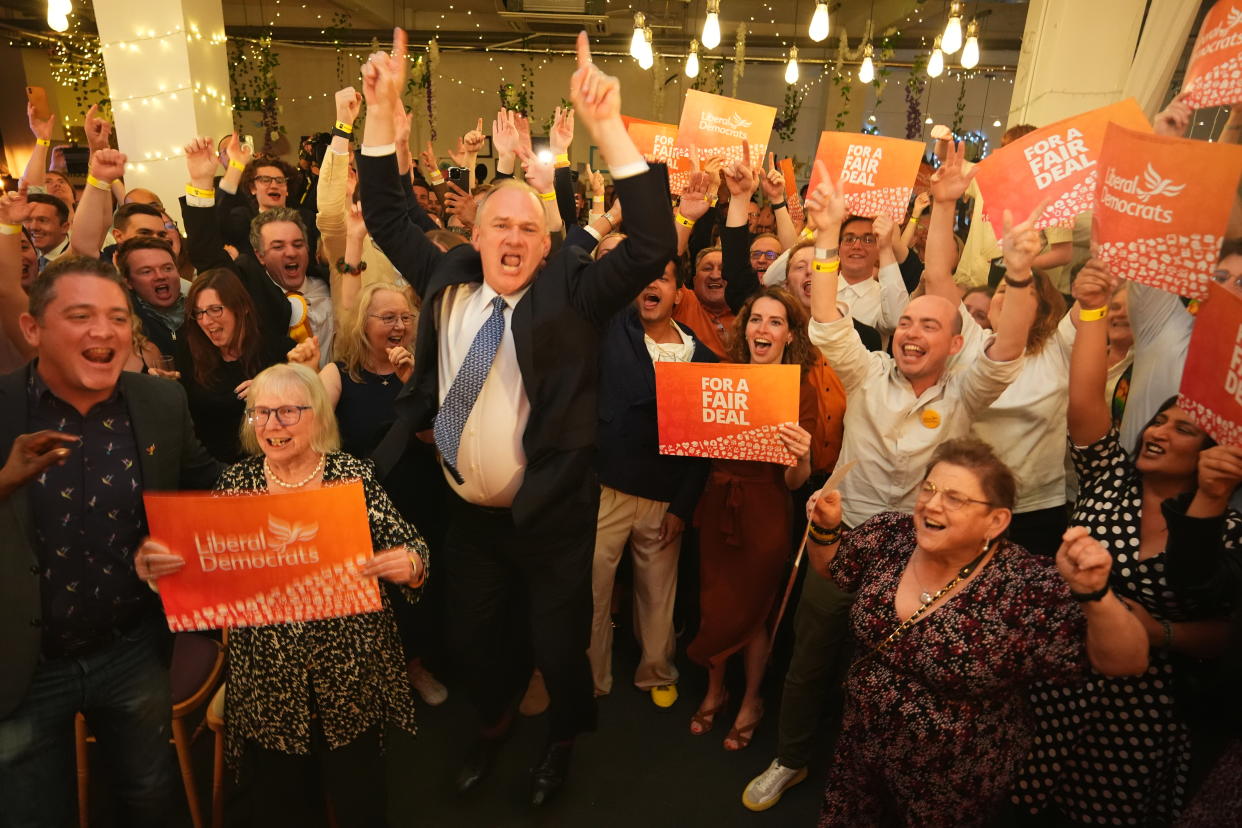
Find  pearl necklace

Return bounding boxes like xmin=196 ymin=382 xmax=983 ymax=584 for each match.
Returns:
xmin=264 ymin=453 xmax=325 ymax=488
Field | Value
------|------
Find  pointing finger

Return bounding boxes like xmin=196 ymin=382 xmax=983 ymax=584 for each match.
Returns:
xmin=742 ymin=139 xmax=751 ymax=169
xmin=576 ymin=30 xmax=593 ymax=69
xmin=391 ymin=27 xmax=407 ymax=64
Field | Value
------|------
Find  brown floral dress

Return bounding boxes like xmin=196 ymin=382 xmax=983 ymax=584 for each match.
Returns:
xmin=216 ymin=452 xmax=428 ymax=771
xmin=818 ymin=512 xmax=1089 ymax=828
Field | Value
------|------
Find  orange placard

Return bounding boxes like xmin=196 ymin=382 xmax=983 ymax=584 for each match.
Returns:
xmin=144 ymin=482 xmax=381 ymax=631
xmin=973 ymin=99 xmax=1151 ymax=236
xmin=779 ymin=157 xmax=798 ymax=199
xmin=674 ymin=89 xmax=777 ymax=194
xmin=1179 ymin=282 xmax=1242 ymax=445
xmin=807 ymin=132 xmax=926 ymax=220
xmin=1094 ymin=122 xmax=1242 ymax=299
xmin=622 ymin=115 xmax=690 ymax=193
xmin=656 ymin=362 xmax=800 ymax=465
xmin=1182 ymin=0 xmax=1242 ymax=109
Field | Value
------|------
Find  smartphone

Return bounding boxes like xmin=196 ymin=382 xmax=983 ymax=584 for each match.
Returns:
xmin=447 ymin=166 xmax=470 ymax=187
xmin=26 ymin=86 xmax=51 ymax=123
xmin=569 ymin=169 xmax=580 ymax=183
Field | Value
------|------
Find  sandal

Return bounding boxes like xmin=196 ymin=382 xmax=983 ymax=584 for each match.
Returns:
xmin=723 ymin=701 xmax=765 ymax=751
xmin=689 ymin=692 xmax=729 ymax=736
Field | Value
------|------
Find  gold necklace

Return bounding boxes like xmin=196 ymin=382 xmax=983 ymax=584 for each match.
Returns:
xmin=264 ymin=453 xmax=325 ymax=488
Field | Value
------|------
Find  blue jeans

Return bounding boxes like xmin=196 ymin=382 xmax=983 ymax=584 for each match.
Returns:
xmin=0 ymin=619 xmax=174 ymax=828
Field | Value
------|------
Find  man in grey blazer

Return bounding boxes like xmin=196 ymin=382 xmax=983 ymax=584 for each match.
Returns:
xmin=0 ymin=256 xmax=219 ymax=828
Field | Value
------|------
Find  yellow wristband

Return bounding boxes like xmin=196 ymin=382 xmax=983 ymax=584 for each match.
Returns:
xmin=185 ymin=184 xmax=215 ymax=199
xmin=813 ymin=259 xmax=840 ymax=273
xmin=554 ymin=154 xmax=570 ymax=169
xmin=35 ymin=138 xmax=50 ymax=147
xmin=592 ymin=195 xmax=605 ymax=202
xmin=85 ymin=174 xmax=111 ymax=191
xmin=0 ymin=223 xmax=21 ymax=235
xmin=675 ymin=212 xmax=696 ymax=228
xmin=428 ymin=171 xmax=444 ymax=185
xmin=228 ymin=158 xmax=246 ymax=172
xmin=1079 ymin=306 xmax=1108 ymax=322
xmin=800 ymin=227 xmax=814 ymax=240
xmin=537 ymin=191 xmax=557 ymax=202
xmin=334 ymin=120 xmax=353 ymax=135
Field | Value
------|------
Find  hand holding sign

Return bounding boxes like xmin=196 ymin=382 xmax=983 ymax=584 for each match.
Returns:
xmin=1196 ymin=445 xmax=1242 ymax=502
xmin=1154 ymin=93 xmax=1193 ymax=139
xmin=135 ymin=537 xmax=185 ymax=582
xmin=1071 ymin=258 xmax=1117 ymax=311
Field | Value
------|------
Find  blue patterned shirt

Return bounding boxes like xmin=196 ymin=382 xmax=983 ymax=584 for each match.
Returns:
xmin=27 ymin=368 xmax=153 ymax=658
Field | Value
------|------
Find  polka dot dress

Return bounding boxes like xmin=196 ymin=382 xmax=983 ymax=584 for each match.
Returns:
xmin=1013 ymin=430 xmax=1237 ymax=826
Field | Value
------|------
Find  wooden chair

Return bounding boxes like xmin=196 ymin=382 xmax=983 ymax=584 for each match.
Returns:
xmin=75 ymin=631 xmax=226 ymax=828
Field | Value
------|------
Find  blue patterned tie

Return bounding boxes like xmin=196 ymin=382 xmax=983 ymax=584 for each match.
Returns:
xmin=434 ymin=295 xmax=508 ymax=483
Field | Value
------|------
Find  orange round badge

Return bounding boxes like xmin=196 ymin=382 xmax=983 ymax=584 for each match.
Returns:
xmin=921 ymin=409 xmax=941 ymax=429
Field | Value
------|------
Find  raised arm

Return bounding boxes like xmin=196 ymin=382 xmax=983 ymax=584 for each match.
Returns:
xmin=70 ymin=148 xmax=126 ymax=258
xmin=806 ymin=161 xmax=847 ymax=324
xmin=1055 ymin=526 xmax=1149 ymax=676
xmin=675 ymin=170 xmax=712 ymax=257
xmin=760 ymin=152 xmax=798 ymax=251
xmin=0 ymin=188 xmax=35 ymax=359
xmin=901 ymin=191 xmax=930 ymax=248
xmin=924 ymin=139 xmax=975 ymax=302
xmin=517 ymin=145 xmax=563 ymax=234
xmin=180 ymin=137 xmax=238 ymax=274
xmin=315 ymin=88 xmax=361 ymax=268
xmin=721 ymin=140 xmax=762 ymax=313
xmin=549 ymin=107 xmax=580 ymax=229
xmin=1067 ymin=257 xmax=1117 ymax=447
xmin=984 ymin=204 xmax=1041 ymax=363
xmin=20 ymin=104 xmax=55 ymax=190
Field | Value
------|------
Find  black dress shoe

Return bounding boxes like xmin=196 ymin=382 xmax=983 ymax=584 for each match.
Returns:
xmin=455 ymin=737 xmax=503 ymax=794
xmin=530 ymin=740 xmax=573 ymax=807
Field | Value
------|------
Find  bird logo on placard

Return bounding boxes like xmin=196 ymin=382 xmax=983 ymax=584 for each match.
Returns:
xmin=1136 ymin=163 xmax=1185 ymax=202
xmin=268 ymin=515 xmax=319 ymax=553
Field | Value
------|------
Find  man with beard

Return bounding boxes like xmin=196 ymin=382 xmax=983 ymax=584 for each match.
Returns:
xmin=180 ymin=141 xmax=334 ymax=367
xmin=0 ymin=257 xmax=218 ymax=828
xmin=590 ymin=259 xmax=715 ymax=708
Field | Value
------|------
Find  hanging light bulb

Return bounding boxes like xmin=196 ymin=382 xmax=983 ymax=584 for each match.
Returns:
xmin=630 ymin=12 xmax=647 ymax=61
xmin=784 ymin=44 xmax=800 ymax=84
xmin=47 ymin=11 xmax=68 ymax=31
xmin=639 ymin=27 xmax=654 ymax=70
xmin=685 ymin=39 xmax=701 ymax=78
xmin=702 ymin=0 xmax=722 ymax=50
xmin=942 ymin=1 xmax=964 ymax=55
xmin=808 ymin=2 xmax=830 ymax=42
xmin=858 ymin=42 xmax=875 ymax=84
xmin=48 ymin=0 xmax=71 ymax=15
xmin=927 ymin=35 xmax=945 ymax=78
xmin=960 ymin=19 xmax=980 ymax=69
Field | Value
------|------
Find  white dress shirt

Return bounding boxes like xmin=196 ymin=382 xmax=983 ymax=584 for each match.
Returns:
xmin=809 ymin=314 xmax=1025 ymax=528
xmin=436 ymin=281 xmax=532 ymax=507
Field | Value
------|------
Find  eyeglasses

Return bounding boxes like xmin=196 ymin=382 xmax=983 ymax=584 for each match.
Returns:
xmin=254 ymin=175 xmax=288 ymax=187
xmin=191 ymin=304 xmax=226 ymax=321
xmin=369 ymin=313 xmax=415 ymax=327
xmin=841 ymin=233 xmax=878 ymax=246
xmin=917 ymin=479 xmax=994 ymax=511
xmin=750 ymin=250 xmax=779 ymax=261
xmin=246 ymin=405 xmax=312 ymax=427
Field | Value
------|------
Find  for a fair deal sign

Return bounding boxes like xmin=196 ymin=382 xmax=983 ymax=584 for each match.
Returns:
xmin=972 ymin=99 xmax=1151 ymax=235
xmin=622 ymin=116 xmax=691 ymax=192
xmin=144 ymin=482 xmax=381 ymax=631
xmin=1182 ymin=0 xmax=1242 ymax=109
xmin=1094 ymin=122 xmax=1242 ymax=299
xmin=807 ymin=132 xmax=926 ymax=220
xmin=656 ymin=362 xmax=800 ymax=465
xmin=1179 ymin=282 xmax=1242 ymax=446
xmin=674 ymin=89 xmax=776 ymax=193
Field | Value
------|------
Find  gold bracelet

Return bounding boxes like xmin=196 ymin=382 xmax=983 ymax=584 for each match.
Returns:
xmin=813 ymin=259 xmax=840 ymax=273
xmin=35 ymin=138 xmax=50 ymax=147
xmin=85 ymin=174 xmax=111 ymax=192
xmin=334 ymin=120 xmax=354 ymax=135
xmin=407 ymin=550 xmax=426 ymax=587
xmin=0 ymin=223 xmax=21 ymax=235
xmin=185 ymin=184 xmax=215 ymax=199
xmin=228 ymin=158 xmax=246 ymax=172
xmin=675 ymin=212 xmax=696 ymax=228
xmin=1079 ymin=306 xmax=1108 ymax=322
xmin=537 ymin=191 xmax=557 ymax=202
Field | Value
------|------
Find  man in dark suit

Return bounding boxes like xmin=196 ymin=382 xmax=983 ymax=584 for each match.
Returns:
xmin=358 ymin=30 xmax=675 ymax=805
xmin=0 ymin=257 xmax=219 ymax=828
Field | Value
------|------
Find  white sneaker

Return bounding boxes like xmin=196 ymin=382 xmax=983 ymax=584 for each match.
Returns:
xmin=410 ymin=666 xmax=448 ymax=706
xmin=741 ymin=759 xmax=808 ymax=812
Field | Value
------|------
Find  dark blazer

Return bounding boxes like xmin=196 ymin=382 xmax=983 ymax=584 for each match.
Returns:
xmin=0 ymin=366 xmax=221 ymax=717
xmin=359 ymin=151 xmax=676 ymax=533
xmin=597 ymin=307 xmax=715 ymax=521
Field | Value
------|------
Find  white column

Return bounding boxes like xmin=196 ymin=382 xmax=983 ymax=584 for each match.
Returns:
xmin=93 ymin=0 xmax=233 ymax=225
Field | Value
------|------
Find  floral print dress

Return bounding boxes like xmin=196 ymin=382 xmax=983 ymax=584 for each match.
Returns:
xmin=1013 ymin=430 xmax=1239 ymax=826
xmin=819 ymin=512 xmax=1089 ymax=828
xmin=216 ymin=452 xmax=429 ymax=772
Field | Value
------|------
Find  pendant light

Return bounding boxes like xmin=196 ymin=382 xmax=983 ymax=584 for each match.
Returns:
xmin=858 ymin=43 xmax=875 ymax=84
xmin=809 ymin=2 xmax=830 ymax=42
xmin=784 ymin=44 xmax=800 ymax=84
xmin=630 ymin=12 xmax=648 ymax=62
xmin=960 ymin=19 xmax=980 ymax=69
xmin=702 ymin=0 xmax=722 ymax=49
xmin=942 ymin=1 xmax=964 ymax=55
xmin=685 ymin=39 xmax=701 ymax=78
xmin=927 ymin=35 xmax=945 ymax=78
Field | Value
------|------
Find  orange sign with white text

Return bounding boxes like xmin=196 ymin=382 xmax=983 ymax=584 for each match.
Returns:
xmin=1094 ymin=122 xmax=1242 ymax=299
xmin=656 ymin=362 xmax=800 ymax=466
xmin=622 ymin=116 xmax=690 ymax=193
xmin=1182 ymin=0 xmax=1242 ymax=109
xmin=144 ymin=482 xmax=381 ymax=631
xmin=674 ymin=90 xmax=777 ymax=194
xmin=807 ymin=132 xmax=927 ymax=220
xmin=1180 ymin=282 xmax=1242 ymax=445
xmin=972 ymin=99 xmax=1151 ymax=236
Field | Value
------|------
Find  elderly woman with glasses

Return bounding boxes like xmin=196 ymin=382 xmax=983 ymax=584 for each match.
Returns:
xmin=137 ymin=362 xmax=428 ymax=825
xmin=177 ymin=268 xmax=294 ymax=462
xmin=804 ymin=437 xmax=1148 ymax=828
